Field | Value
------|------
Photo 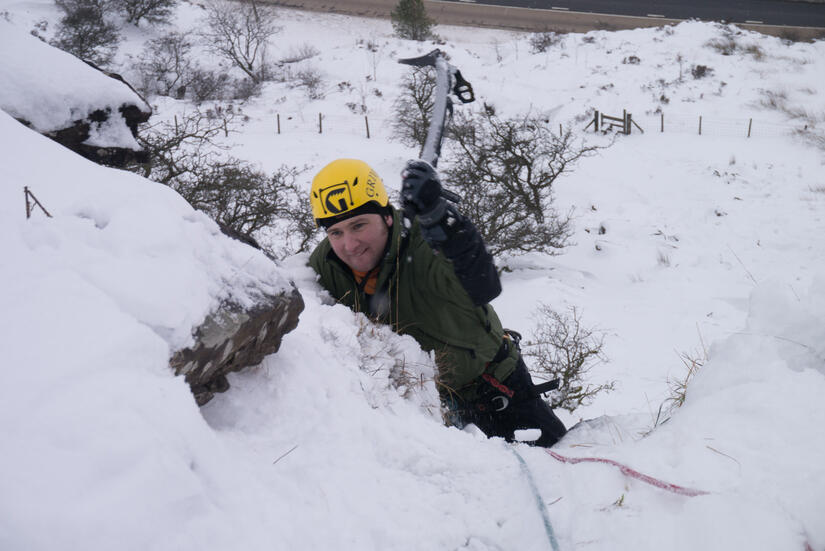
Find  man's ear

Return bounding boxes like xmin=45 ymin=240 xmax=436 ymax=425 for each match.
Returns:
xmin=384 ymin=214 xmax=393 ymax=227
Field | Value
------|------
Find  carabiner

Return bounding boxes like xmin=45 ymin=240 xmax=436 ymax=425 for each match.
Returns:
xmin=491 ymin=395 xmax=509 ymax=412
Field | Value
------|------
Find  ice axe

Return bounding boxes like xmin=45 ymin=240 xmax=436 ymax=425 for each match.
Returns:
xmin=398 ymin=49 xmax=474 ymax=205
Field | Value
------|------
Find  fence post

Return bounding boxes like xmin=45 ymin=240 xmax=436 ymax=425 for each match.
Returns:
xmin=277 ymin=113 xmax=281 ymax=134
xmin=318 ymin=113 xmax=323 ymax=134
xmin=594 ymin=110 xmax=599 ymax=132
xmin=698 ymin=116 xmax=702 ymax=136
xmin=747 ymin=118 xmax=753 ymax=138
xmin=626 ymin=113 xmax=632 ymax=135
xmin=24 ymin=186 xmax=52 ymax=219
xmin=223 ymin=119 xmax=228 ymax=137
xmin=661 ymin=113 xmax=664 ymax=133
xmin=365 ymin=115 xmax=370 ymax=139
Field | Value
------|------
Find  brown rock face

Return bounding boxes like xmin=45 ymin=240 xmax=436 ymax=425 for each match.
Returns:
xmin=170 ymin=287 xmax=305 ymax=406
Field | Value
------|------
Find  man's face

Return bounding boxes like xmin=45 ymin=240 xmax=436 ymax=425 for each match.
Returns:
xmin=326 ymin=213 xmax=392 ymax=273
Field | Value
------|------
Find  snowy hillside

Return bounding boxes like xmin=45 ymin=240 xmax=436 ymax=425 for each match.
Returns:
xmin=2 ymin=1 xmax=825 ymax=550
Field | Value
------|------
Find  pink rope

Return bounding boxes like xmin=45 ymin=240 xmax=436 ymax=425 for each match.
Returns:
xmin=548 ymin=451 xmax=818 ymax=549
xmin=546 ymin=450 xmax=709 ymax=497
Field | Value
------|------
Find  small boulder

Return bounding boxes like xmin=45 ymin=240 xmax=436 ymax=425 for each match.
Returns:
xmin=170 ymin=287 xmax=305 ymax=406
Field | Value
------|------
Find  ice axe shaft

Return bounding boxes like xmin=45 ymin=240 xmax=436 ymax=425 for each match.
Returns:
xmin=398 ymin=49 xmax=474 ymax=204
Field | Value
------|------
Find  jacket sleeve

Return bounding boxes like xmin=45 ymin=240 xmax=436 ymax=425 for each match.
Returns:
xmin=430 ymin=207 xmax=501 ymax=306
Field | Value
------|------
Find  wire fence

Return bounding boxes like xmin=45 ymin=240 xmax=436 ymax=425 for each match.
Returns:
xmin=274 ymin=112 xmax=396 ymax=139
xmin=629 ymin=111 xmax=799 ymax=138
xmin=270 ymin=110 xmax=803 ymax=141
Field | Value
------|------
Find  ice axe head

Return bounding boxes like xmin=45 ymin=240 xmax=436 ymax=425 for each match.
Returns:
xmin=398 ymin=49 xmax=475 ymax=104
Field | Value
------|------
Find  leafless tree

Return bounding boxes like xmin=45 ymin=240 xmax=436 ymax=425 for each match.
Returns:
xmin=136 ymin=31 xmax=194 ymax=97
xmin=391 ymin=66 xmax=436 ymax=152
xmin=114 ymin=0 xmax=176 ymax=25
xmin=201 ymin=0 xmax=280 ymax=83
xmin=443 ymin=108 xmax=601 ymax=260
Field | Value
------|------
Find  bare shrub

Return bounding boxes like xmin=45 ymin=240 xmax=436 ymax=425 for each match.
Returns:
xmin=130 ymin=106 xmax=238 ymax=184
xmin=201 ymin=0 xmax=280 ymax=83
xmin=706 ymin=36 xmax=737 ymax=56
xmin=189 ymin=68 xmax=230 ymax=103
xmin=229 ymin=76 xmax=261 ymax=101
xmin=743 ymin=43 xmax=765 ymax=61
xmin=279 ymin=43 xmax=319 ymax=64
xmin=136 ymin=31 xmax=194 ymax=97
xmin=293 ymin=66 xmax=325 ymax=99
xmin=129 ymin=107 xmax=311 ymax=252
xmin=113 ymin=0 xmax=176 ymax=25
xmin=391 ymin=66 xmax=436 ymax=151
xmin=691 ymin=64 xmax=713 ymax=79
xmin=443 ymin=108 xmax=601 ymax=260
xmin=706 ymin=30 xmax=765 ymax=60
xmin=51 ymin=0 xmax=120 ymax=66
xmin=522 ymin=305 xmax=613 ymax=413
xmin=176 ymin=161 xmax=303 ymax=236
xmin=760 ymin=89 xmax=788 ymax=110
xmin=529 ymin=31 xmax=562 ymax=53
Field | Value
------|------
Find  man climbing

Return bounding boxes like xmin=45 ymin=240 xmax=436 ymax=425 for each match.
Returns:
xmin=308 ymin=158 xmax=567 ymax=447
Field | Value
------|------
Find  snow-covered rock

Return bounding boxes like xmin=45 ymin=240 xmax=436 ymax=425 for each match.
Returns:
xmin=0 ymin=19 xmax=151 ymax=165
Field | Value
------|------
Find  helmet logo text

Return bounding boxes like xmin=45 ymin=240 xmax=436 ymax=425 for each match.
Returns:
xmin=366 ymin=173 xmax=378 ymax=198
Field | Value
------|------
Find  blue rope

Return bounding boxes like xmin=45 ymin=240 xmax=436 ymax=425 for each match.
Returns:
xmin=510 ymin=447 xmax=561 ymax=551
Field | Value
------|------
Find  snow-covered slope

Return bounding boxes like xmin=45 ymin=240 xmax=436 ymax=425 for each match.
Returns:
xmin=1 ymin=2 xmax=825 ymax=550
xmin=0 ymin=110 xmax=294 ymax=550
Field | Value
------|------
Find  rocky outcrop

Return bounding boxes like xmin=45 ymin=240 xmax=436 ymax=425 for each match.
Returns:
xmin=0 ymin=21 xmax=152 ymax=167
xmin=37 ymin=63 xmax=151 ymax=167
xmin=44 ymin=106 xmax=152 ymax=167
xmin=170 ymin=287 xmax=305 ymax=406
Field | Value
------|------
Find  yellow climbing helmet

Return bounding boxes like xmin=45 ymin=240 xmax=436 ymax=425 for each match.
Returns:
xmin=310 ymin=159 xmax=389 ymax=226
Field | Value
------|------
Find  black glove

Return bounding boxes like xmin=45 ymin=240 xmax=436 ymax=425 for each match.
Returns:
xmin=401 ymin=160 xmax=448 ymax=229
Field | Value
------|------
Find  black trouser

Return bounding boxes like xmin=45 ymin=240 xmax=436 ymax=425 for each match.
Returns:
xmin=463 ymin=356 xmax=567 ymax=448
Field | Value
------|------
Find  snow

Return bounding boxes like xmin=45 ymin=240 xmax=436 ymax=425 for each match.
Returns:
xmin=1 ymin=1 xmax=825 ymax=550
xmin=0 ymin=18 xmax=149 ymax=149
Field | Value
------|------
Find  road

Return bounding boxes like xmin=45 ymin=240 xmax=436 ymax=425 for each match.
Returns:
xmin=445 ymin=0 xmax=825 ymax=28
xmin=269 ymin=0 xmax=825 ymax=38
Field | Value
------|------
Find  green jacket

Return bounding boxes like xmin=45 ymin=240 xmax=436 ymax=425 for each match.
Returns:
xmin=309 ymin=207 xmax=518 ymax=400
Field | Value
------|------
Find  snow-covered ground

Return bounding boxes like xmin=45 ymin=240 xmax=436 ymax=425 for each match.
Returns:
xmin=1 ymin=1 xmax=825 ymax=549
